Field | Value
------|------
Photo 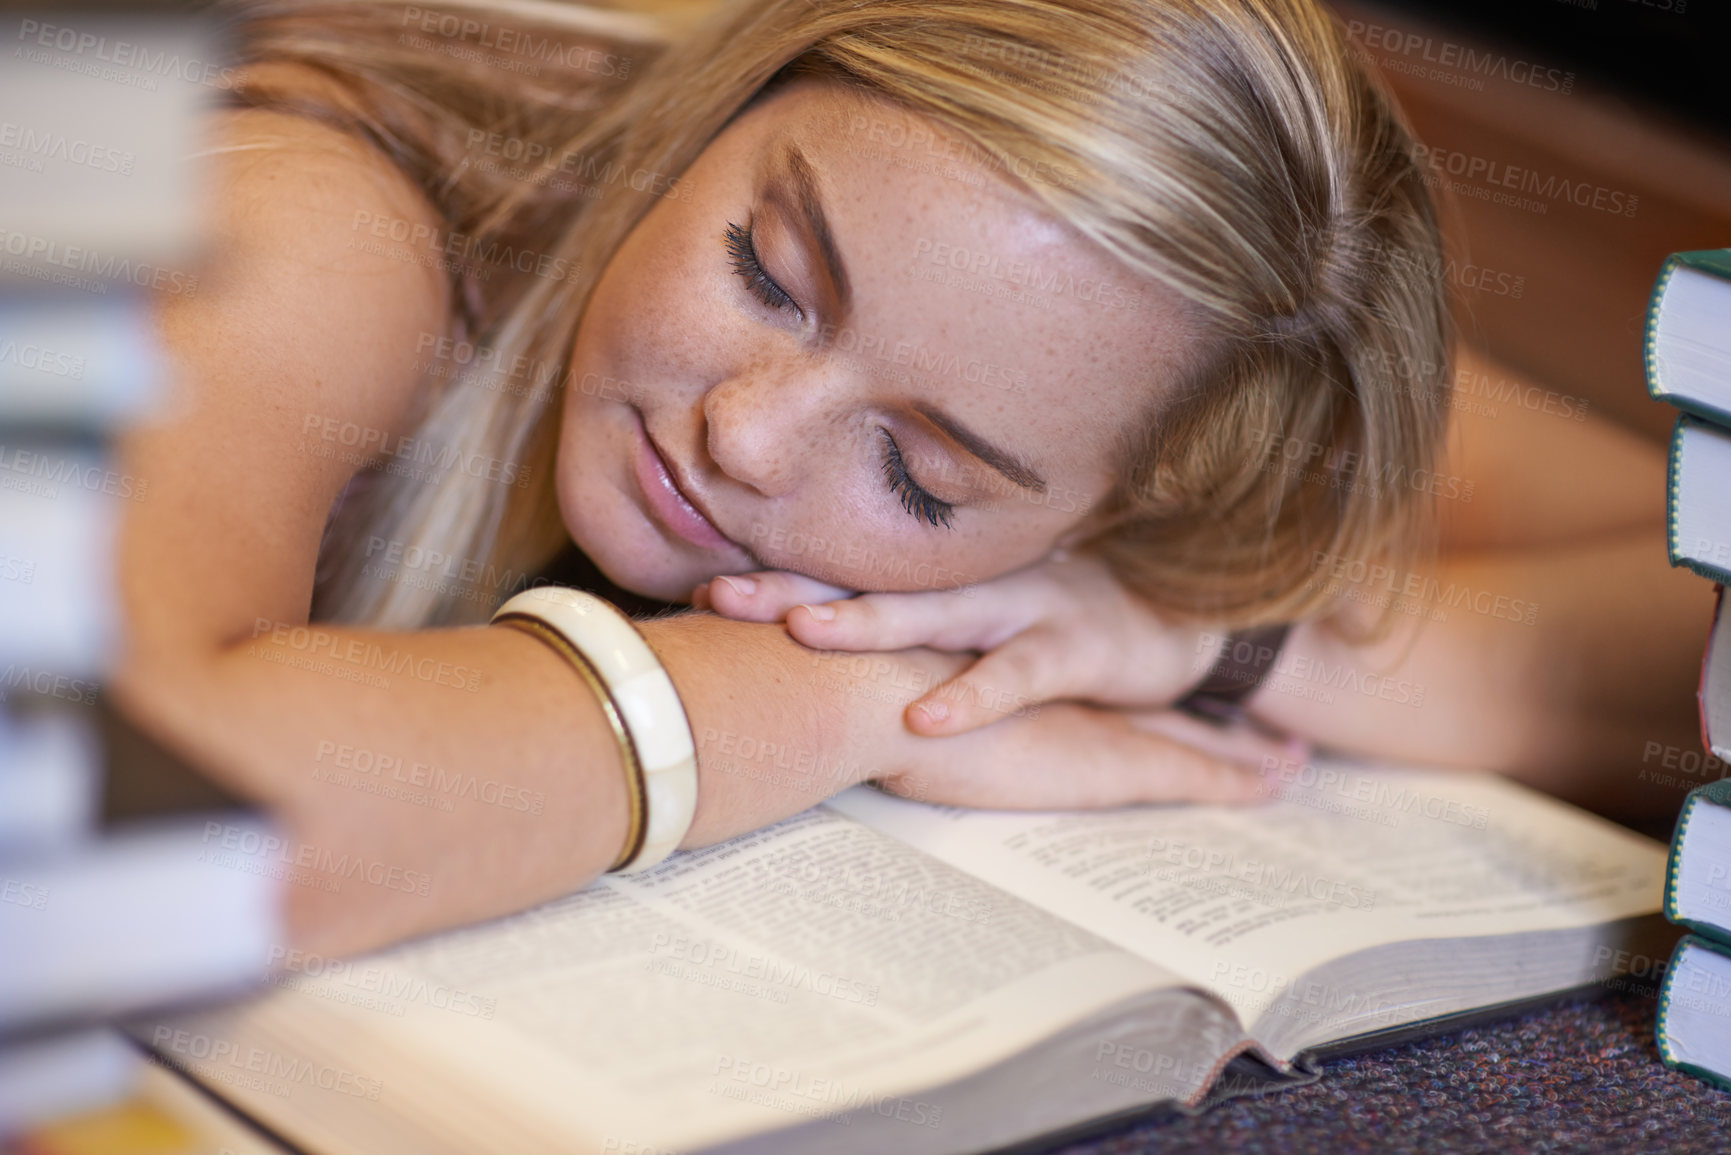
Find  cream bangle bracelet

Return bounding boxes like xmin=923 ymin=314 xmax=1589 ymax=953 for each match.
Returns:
xmin=491 ymin=587 xmax=698 ymax=874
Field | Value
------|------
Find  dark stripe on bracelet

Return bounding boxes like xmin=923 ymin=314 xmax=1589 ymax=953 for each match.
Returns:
xmin=1177 ymin=623 xmax=1292 ymax=720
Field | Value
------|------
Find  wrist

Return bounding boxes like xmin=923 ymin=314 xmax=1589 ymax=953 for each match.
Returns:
xmin=493 ymin=589 xmax=697 ymax=874
xmin=637 ymin=614 xmax=868 ymax=845
xmin=819 ymin=645 xmax=971 ymax=780
xmin=635 ymin=616 xmax=744 ymax=846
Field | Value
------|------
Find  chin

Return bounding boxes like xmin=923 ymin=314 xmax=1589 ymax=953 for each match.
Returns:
xmin=606 ymin=555 xmax=700 ymax=603
xmin=564 ymin=512 xmax=698 ymax=604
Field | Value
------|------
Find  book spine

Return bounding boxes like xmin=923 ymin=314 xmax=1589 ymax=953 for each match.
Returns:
xmin=1668 ymin=416 xmax=1691 ymax=571
xmin=1646 ymin=253 xmax=1682 ymax=403
xmin=1656 ymin=933 xmax=1685 ymax=1062
xmin=1658 ymin=935 xmax=1731 ymax=1092
xmin=1665 ymin=792 xmax=1699 ymax=924
xmin=1654 ymin=417 xmax=1696 ymax=574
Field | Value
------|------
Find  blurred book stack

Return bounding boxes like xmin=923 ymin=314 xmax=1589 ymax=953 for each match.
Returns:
xmin=1645 ymin=248 xmax=1731 ymax=1085
xmin=1648 ymin=249 xmax=1731 ymax=765
xmin=0 ymin=7 xmax=284 ymax=1150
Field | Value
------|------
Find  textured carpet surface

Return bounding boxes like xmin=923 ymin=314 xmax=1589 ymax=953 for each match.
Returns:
xmin=1057 ymin=988 xmax=1731 ymax=1154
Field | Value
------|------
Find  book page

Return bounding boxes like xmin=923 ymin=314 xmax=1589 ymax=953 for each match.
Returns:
xmin=162 ymin=807 xmax=1210 ymax=1154
xmin=828 ymin=760 xmax=1665 ymax=1025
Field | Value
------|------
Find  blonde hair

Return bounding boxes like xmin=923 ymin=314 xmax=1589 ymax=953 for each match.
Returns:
xmin=224 ymin=0 xmax=1450 ymax=630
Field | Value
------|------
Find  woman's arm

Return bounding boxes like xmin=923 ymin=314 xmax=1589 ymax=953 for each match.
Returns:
xmin=113 ymin=105 xmax=936 ymax=955
xmin=115 ymin=104 xmax=1258 ymax=957
xmin=113 ymin=103 xmax=639 ymax=955
xmin=1246 ymin=349 xmax=1713 ymax=819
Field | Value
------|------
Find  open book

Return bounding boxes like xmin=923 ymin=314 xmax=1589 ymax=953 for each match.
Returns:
xmin=133 ymin=760 xmax=1667 ymax=1155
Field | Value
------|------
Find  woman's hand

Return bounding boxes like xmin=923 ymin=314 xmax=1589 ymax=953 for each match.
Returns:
xmin=646 ymin=613 xmax=1269 ymax=844
xmin=866 ymin=701 xmax=1273 ymax=810
xmin=692 ymin=552 xmax=1292 ymax=745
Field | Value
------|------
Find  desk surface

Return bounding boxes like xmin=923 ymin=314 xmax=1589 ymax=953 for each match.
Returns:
xmin=1061 ymin=988 xmax=1731 ymax=1154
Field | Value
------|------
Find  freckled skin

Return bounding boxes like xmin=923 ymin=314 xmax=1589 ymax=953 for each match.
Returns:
xmin=557 ymin=79 xmax=1193 ymax=603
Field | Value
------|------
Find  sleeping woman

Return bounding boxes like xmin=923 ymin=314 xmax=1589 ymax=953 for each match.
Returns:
xmin=114 ymin=0 xmax=1709 ymax=956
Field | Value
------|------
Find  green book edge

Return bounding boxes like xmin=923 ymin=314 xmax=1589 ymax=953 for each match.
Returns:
xmin=1679 ymin=249 xmax=1731 ymax=283
xmin=1664 ymin=790 xmax=1700 ymax=924
xmin=1665 ymin=778 xmax=1731 ymax=945
xmin=1645 ymin=249 xmax=1731 ymax=425
xmin=1666 ymin=415 xmax=1731 ymax=585
xmin=1646 ymin=254 xmax=1682 ymax=401
xmin=1657 ymin=934 xmax=1731 ymax=1092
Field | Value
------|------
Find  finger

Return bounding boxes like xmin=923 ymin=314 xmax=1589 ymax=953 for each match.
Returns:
xmin=904 ymin=626 xmax=1079 ymax=736
xmin=690 ymin=582 xmax=713 ymax=611
xmin=785 ymin=583 xmax=1037 ymax=654
xmin=1125 ymin=710 xmax=1310 ymax=771
xmin=702 ymin=571 xmax=854 ymax=623
xmin=877 ymin=706 xmax=1260 ymax=810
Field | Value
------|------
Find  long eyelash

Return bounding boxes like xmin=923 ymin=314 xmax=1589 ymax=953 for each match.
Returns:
xmin=879 ymin=431 xmax=956 ymax=531
xmin=723 ymin=220 xmax=799 ymax=315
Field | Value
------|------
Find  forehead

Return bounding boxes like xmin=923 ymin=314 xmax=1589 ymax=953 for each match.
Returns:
xmin=728 ymin=80 xmax=1191 ymax=472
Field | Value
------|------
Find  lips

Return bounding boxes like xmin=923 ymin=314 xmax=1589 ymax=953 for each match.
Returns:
xmin=630 ymin=411 xmax=737 ymax=552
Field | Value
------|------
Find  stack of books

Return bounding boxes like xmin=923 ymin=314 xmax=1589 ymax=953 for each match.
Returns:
xmin=0 ymin=8 xmax=284 ymax=1143
xmin=1645 ymin=248 xmax=1731 ymax=1085
xmin=1649 ymin=248 xmax=1731 ymax=768
xmin=1658 ymin=782 xmax=1731 ymax=1088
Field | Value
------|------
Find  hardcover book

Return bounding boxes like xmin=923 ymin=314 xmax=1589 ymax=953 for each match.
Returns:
xmin=1657 ymin=935 xmax=1731 ymax=1093
xmin=1664 ymin=775 xmax=1731 ymax=947
xmin=1646 ymin=249 xmax=1731 ymax=424
xmin=1665 ymin=415 xmax=1731 ymax=587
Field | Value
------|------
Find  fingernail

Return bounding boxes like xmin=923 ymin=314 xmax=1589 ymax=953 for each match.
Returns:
xmin=716 ymin=575 xmax=756 ymax=597
xmin=798 ymin=602 xmax=836 ymax=622
xmin=914 ymin=699 xmax=949 ymax=724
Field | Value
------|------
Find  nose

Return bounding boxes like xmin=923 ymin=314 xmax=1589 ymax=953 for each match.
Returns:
xmin=701 ymin=360 xmax=832 ymax=499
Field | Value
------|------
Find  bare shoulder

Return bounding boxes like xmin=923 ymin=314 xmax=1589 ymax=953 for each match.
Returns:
xmin=121 ymin=83 xmax=455 ymax=655
xmin=1437 ymin=345 xmax=1666 ymax=551
xmin=158 ymin=70 xmax=452 ymax=442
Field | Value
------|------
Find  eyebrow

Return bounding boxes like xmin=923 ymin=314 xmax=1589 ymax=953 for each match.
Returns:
xmin=913 ymin=402 xmax=1047 ymax=493
xmin=762 ymin=143 xmax=1043 ymax=497
xmin=766 ymin=143 xmax=851 ymax=315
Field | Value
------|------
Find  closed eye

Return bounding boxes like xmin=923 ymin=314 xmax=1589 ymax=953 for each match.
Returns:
xmin=879 ymin=429 xmax=956 ymax=531
xmin=723 ymin=220 xmax=801 ymax=318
